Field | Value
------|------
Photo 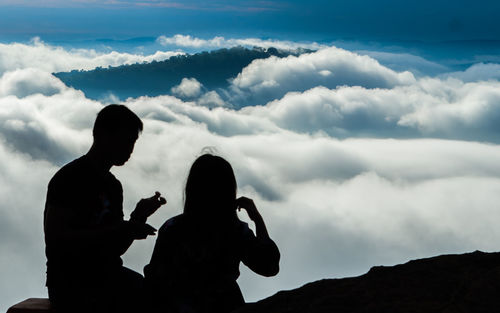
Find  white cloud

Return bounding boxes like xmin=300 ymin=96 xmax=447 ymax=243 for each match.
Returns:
xmin=197 ymin=91 xmax=226 ymax=108
xmin=171 ymin=77 xmax=203 ymax=98
xmin=2 ymin=79 xmax=500 ymax=310
xmin=358 ymin=50 xmax=449 ymax=76
xmin=0 ymin=75 xmax=99 ymax=163
xmin=157 ymin=34 xmax=324 ymax=51
xmin=397 ymin=79 xmax=500 ymax=140
xmin=0 ymin=143 xmax=58 ymax=310
xmin=235 ymin=77 xmax=500 ymax=142
xmin=0 ymin=37 xmax=183 ymax=75
xmin=2 ymin=38 xmax=500 ymax=312
xmin=443 ymin=62 xmax=500 ymax=82
xmin=233 ymin=47 xmax=415 ymax=90
xmin=0 ymin=68 xmax=67 ymax=97
xmin=229 ymin=47 xmax=416 ymax=107
xmin=244 ymin=85 xmax=410 ymax=136
xmin=126 ymin=95 xmax=278 ymax=137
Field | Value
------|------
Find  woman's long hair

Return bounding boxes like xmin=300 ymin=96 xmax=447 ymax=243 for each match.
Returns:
xmin=183 ymin=154 xmax=238 ymax=225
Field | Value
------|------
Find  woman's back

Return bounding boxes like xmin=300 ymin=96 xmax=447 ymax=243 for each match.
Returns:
xmin=145 ymin=213 xmax=280 ymax=313
xmin=144 ymin=154 xmax=280 ymax=313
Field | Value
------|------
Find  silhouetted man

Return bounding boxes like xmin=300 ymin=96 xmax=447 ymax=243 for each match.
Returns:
xmin=44 ymin=104 xmax=166 ymax=313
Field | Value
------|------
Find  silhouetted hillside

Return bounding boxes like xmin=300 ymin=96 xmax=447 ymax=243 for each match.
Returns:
xmin=234 ymin=251 xmax=500 ymax=313
xmin=54 ymin=46 xmax=310 ymax=100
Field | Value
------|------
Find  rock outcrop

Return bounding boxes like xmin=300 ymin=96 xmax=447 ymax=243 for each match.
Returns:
xmin=234 ymin=251 xmax=500 ymax=313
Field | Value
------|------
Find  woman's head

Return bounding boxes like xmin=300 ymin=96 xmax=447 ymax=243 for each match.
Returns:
xmin=184 ymin=154 xmax=237 ymax=221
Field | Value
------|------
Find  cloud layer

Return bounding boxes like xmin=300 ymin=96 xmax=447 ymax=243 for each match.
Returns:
xmin=226 ymin=47 xmax=415 ymax=107
xmin=2 ymin=38 xmax=500 ymax=312
xmin=157 ymin=34 xmax=324 ymax=51
xmin=0 ymin=37 xmax=183 ymax=75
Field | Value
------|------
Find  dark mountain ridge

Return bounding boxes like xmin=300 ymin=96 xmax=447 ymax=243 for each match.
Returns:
xmin=234 ymin=251 xmax=500 ymax=313
xmin=54 ymin=46 xmax=311 ymax=100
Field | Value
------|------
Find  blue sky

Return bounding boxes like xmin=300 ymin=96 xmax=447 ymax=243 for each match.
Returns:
xmin=1 ymin=0 xmax=500 ymax=42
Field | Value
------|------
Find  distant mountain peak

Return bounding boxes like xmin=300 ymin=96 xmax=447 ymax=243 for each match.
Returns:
xmin=54 ymin=46 xmax=312 ymax=101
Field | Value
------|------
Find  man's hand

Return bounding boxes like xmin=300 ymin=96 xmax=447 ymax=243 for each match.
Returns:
xmin=127 ymin=221 xmax=157 ymax=240
xmin=130 ymin=191 xmax=167 ymax=223
xmin=236 ymin=196 xmax=262 ymax=222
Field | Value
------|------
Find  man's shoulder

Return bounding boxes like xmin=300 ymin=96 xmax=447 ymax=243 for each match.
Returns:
xmin=49 ymin=156 xmax=86 ymax=184
xmin=47 ymin=156 xmax=96 ymax=197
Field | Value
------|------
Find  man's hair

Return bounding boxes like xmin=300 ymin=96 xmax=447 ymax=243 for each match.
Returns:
xmin=93 ymin=104 xmax=143 ymax=139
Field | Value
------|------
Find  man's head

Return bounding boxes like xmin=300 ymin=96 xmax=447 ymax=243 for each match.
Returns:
xmin=92 ymin=104 xmax=143 ymax=166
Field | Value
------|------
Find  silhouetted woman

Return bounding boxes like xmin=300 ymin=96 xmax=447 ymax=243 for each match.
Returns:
xmin=144 ymin=154 xmax=280 ymax=313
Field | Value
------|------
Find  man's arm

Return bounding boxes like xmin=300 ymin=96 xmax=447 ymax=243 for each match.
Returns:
xmin=44 ymin=201 xmax=157 ymax=257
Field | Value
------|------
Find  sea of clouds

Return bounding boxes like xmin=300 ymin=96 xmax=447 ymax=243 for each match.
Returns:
xmin=1 ymin=36 xmax=500 ymax=311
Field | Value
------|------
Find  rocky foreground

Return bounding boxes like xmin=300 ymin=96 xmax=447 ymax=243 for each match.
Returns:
xmin=234 ymin=251 xmax=500 ymax=313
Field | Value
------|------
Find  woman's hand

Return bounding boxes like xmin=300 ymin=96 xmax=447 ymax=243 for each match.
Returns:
xmin=236 ymin=196 xmax=262 ymax=222
xmin=236 ymin=196 xmax=270 ymax=239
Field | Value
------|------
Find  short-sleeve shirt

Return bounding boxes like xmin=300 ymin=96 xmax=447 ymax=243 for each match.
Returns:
xmin=44 ymin=155 xmax=125 ymax=287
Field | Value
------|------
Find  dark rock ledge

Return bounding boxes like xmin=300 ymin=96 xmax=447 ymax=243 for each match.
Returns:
xmin=234 ymin=251 xmax=500 ymax=313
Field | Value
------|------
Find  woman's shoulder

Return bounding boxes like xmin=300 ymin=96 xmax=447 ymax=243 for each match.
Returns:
xmin=159 ymin=213 xmax=185 ymax=234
